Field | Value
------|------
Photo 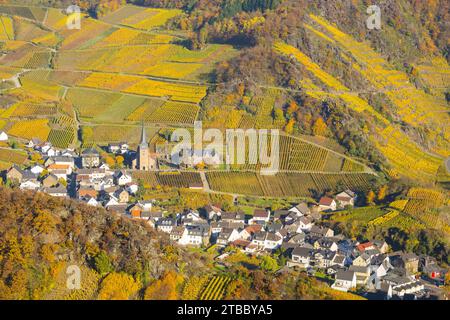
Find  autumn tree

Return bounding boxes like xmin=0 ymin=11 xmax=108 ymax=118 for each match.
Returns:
xmin=377 ymin=185 xmax=388 ymax=202
xmin=366 ymin=190 xmax=376 ymax=205
xmin=144 ymin=271 xmax=181 ymax=300
xmin=312 ymin=117 xmax=328 ymax=136
xmin=98 ymin=272 xmax=139 ymax=300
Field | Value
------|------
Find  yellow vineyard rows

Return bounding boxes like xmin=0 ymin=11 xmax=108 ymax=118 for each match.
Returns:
xmin=79 ymin=72 xmax=207 ymax=104
xmin=308 ymin=14 xmax=449 ymax=157
xmin=368 ymin=209 xmax=400 ymax=226
xmin=8 ymin=118 xmax=51 ymax=141
xmin=199 ymin=276 xmax=231 ymax=300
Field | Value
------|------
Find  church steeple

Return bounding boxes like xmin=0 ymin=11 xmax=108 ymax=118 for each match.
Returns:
xmin=139 ymin=122 xmax=148 ymax=149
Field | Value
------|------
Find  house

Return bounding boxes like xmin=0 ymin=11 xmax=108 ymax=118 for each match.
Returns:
xmin=349 ymin=265 xmax=370 ymax=285
xmin=313 ymin=238 xmax=338 ymax=252
xmin=114 ymin=189 xmax=129 ymax=203
xmin=77 ymin=186 xmax=98 ymax=199
xmin=109 ymin=142 xmax=129 ymax=154
xmin=81 ymin=148 xmax=100 ymax=168
xmin=51 ymin=170 xmax=68 ymax=181
xmin=239 ymin=224 xmax=262 ymax=240
xmin=178 ymin=225 xmax=209 ymax=247
xmin=309 ymin=225 xmax=334 ymax=238
xmin=106 ymin=204 xmax=128 ymax=215
xmin=46 ymin=147 xmax=57 ymax=157
xmin=332 ymin=254 xmax=346 ymax=267
xmin=47 ymin=163 xmax=72 ymax=175
xmin=42 ymin=174 xmax=59 ymax=188
xmin=389 ymin=252 xmax=419 ymax=275
xmin=335 ymin=190 xmax=357 ymax=208
xmin=231 ymin=239 xmax=258 ymax=253
xmin=105 ymin=197 xmax=119 ymax=208
xmin=157 ymin=218 xmax=176 ymax=233
xmin=30 ymin=164 xmax=44 ymax=175
xmin=43 ymin=185 xmax=68 ymax=197
xmin=288 ymin=203 xmax=310 ymax=216
xmin=332 ymin=270 xmax=357 ymax=292
xmin=0 ymin=131 xmax=8 ymax=141
xmin=318 ymin=197 xmax=337 ymax=212
xmin=288 ymin=247 xmax=312 ymax=268
xmin=52 ymin=156 xmax=75 ymax=169
xmin=27 ymin=138 xmax=41 ymax=148
xmin=312 ymin=250 xmax=337 ymax=269
xmin=20 ymin=178 xmax=41 ymax=190
xmin=249 ymin=209 xmax=270 ymax=224
xmin=264 ymin=232 xmax=283 ymax=250
xmin=373 ymin=240 xmax=389 ymax=254
xmin=273 ymin=210 xmax=290 ymax=221
xmin=6 ymin=165 xmax=23 ymax=182
xmin=83 ymin=196 xmax=99 ymax=207
xmin=204 ymin=204 xmax=222 ymax=220
xmin=221 ymin=212 xmax=245 ymax=224
xmin=126 ymin=182 xmax=139 ymax=195
xmin=170 ymin=226 xmax=185 ymax=242
xmin=352 ymin=253 xmax=371 ymax=267
xmin=129 ymin=203 xmax=144 ymax=218
xmin=216 ymin=228 xmax=240 ymax=246
xmin=297 ymin=216 xmax=313 ymax=232
xmin=115 ymin=170 xmax=132 ymax=186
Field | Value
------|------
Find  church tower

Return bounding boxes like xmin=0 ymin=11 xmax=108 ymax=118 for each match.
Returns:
xmin=137 ymin=124 xmax=150 ymax=170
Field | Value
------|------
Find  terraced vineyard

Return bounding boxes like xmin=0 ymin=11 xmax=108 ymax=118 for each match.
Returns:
xmin=132 ymin=171 xmax=202 ymax=189
xmin=206 ymin=172 xmax=373 ymax=197
xmin=199 ymin=276 xmax=231 ymax=300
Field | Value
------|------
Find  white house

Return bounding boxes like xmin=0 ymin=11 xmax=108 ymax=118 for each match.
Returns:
xmin=157 ymin=218 xmax=176 ymax=234
xmin=115 ymin=171 xmax=132 ymax=186
xmin=20 ymin=179 xmax=41 ymax=190
xmin=85 ymin=196 xmax=99 ymax=207
xmin=264 ymin=233 xmax=283 ymax=250
xmin=178 ymin=226 xmax=207 ymax=247
xmin=0 ymin=131 xmax=8 ymax=141
xmin=216 ymin=228 xmax=240 ymax=246
xmin=288 ymin=203 xmax=310 ymax=216
xmin=249 ymin=209 xmax=270 ymax=225
xmin=296 ymin=216 xmax=313 ymax=232
xmin=30 ymin=164 xmax=45 ymax=175
xmin=332 ymin=270 xmax=357 ymax=292
xmin=318 ymin=196 xmax=337 ymax=212
xmin=288 ymin=247 xmax=312 ymax=268
xmin=335 ymin=190 xmax=357 ymax=208
xmin=126 ymin=183 xmax=139 ymax=195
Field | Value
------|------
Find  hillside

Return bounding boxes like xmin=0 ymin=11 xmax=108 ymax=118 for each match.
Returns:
xmin=0 ymin=187 xmax=366 ymax=300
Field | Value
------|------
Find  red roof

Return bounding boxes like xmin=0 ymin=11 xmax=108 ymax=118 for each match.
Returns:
xmin=245 ymin=224 xmax=262 ymax=234
xmin=356 ymin=242 xmax=374 ymax=252
xmin=319 ymin=197 xmax=334 ymax=206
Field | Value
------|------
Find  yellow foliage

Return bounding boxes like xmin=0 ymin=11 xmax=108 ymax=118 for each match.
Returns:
xmin=98 ymin=273 xmax=139 ymax=300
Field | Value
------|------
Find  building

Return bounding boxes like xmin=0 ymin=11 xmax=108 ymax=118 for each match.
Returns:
xmin=6 ymin=165 xmax=23 ymax=182
xmin=335 ymin=190 xmax=357 ymax=208
xmin=81 ymin=148 xmax=100 ymax=168
xmin=42 ymin=174 xmax=59 ymax=188
xmin=318 ymin=197 xmax=337 ymax=212
xmin=332 ymin=270 xmax=357 ymax=292
xmin=0 ymin=131 xmax=8 ymax=141
xmin=136 ymin=125 xmax=157 ymax=171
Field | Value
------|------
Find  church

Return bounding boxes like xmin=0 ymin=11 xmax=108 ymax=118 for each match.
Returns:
xmin=133 ymin=124 xmax=158 ymax=171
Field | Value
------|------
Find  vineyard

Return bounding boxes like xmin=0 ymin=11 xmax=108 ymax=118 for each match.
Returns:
xmin=199 ymin=276 xmax=231 ymax=300
xmin=48 ymin=128 xmax=75 ymax=149
xmin=7 ymin=118 xmax=51 ymax=141
xmin=0 ymin=148 xmax=28 ymax=164
xmin=206 ymin=172 xmax=373 ymax=197
xmin=132 ymin=171 xmax=203 ymax=189
xmin=368 ymin=210 xmax=400 ymax=226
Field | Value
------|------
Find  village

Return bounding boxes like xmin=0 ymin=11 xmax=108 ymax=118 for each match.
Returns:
xmin=0 ymin=128 xmax=447 ymax=301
